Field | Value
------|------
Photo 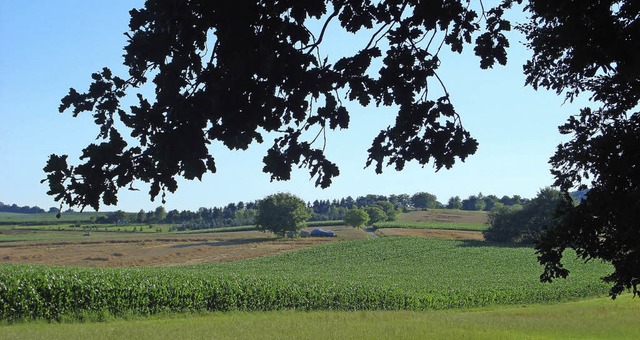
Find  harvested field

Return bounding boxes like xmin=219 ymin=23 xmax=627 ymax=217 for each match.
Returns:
xmin=398 ymin=209 xmax=488 ymax=225
xmin=0 ymin=209 xmax=491 ymax=268
xmin=377 ymin=228 xmax=485 ymax=241
xmin=0 ymin=226 xmax=367 ymax=267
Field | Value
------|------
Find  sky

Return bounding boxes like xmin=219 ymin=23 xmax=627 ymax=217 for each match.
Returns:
xmin=0 ymin=1 xmax=591 ymax=212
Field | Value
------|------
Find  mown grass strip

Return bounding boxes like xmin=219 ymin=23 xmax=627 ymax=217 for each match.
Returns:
xmin=2 ymin=296 xmax=638 ymax=339
xmin=177 ymin=225 xmax=258 ymax=233
xmin=306 ymin=220 xmax=344 ymax=227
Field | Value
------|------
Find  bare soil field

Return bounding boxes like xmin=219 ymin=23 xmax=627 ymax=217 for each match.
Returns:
xmin=0 ymin=227 xmax=367 ymax=267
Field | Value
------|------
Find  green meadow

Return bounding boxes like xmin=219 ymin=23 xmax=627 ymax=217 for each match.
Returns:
xmin=2 ymin=296 xmax=638 ymax=339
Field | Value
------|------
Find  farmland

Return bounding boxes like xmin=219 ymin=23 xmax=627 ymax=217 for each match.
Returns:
xmin=0 ymin=226 xmax=367 ymax=267
xmin=1 ymin=237 xmax=612 ymax=321
xmin=373 ymin=221 xmax=488 ymax=231
xmin=0 ymin=209 xmax=635 ymax=339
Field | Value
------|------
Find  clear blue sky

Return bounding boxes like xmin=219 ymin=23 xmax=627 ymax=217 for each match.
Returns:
xmin=0 ymin=1 xmax=589 ymax=212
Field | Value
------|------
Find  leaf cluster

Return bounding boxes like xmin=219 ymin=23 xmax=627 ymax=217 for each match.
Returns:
xmin=44 ymin=0 xmax=519 ymax=210
xmin=521 ymin=0 xmax=640 ymax=297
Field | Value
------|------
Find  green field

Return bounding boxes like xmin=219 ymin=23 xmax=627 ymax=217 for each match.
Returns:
xmin=0 ymin=238 xmax=612 ymax=322
xmin=0 ymin=224 xmax=172 ymax=243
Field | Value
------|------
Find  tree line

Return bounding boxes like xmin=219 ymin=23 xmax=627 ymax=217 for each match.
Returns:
xmin=94 ymin=191 xmax=528 ymax=231
xmin=0 ymin=202 xmax=46 ymax=214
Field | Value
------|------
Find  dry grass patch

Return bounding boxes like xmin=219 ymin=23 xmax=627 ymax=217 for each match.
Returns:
xmin=399 ymin=209 xmax=488 ymax=225
xmin=377 ymin=228 xmax=485 ymax=241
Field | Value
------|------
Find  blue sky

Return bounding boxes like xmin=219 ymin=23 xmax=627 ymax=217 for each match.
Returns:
xmin=0 ymin=1 xmax=589 ymax=212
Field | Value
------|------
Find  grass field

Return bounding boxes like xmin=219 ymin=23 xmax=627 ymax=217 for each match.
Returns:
xmin=0 ymin=224 xmax=172 ymax=243
xmin=2 ymin=296 xmax=638 ymax=339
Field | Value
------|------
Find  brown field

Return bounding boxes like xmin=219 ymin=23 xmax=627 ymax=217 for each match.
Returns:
xmin=0 ymin=227 xmax=368 ymax=267
xmin=377 ymin=228 xmax=485 ymax=241
xmin=0 ymin=210 xmax=488 ymax=268
xmin=398 ymin=209 xmax=488 ymax=225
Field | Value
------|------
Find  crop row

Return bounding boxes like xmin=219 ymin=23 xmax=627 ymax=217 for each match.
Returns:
xmin=0 ymin=266 xmax=458 ymax=322
xmin=0 ymin=238 xmax=611 ymax=322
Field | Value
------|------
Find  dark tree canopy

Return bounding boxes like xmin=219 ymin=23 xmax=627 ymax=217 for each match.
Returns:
xmin=521 ymin=0 xmax=640 ymax=297
xmin=411 ymin=192 xmax=439 ymax=210
xmin=484 ymin=187 xmax=563 ymax=243
xmin=42 ymin=0 xmax=640 ymax=297
xmin=43 ymin=0 xmax=518 ymax=210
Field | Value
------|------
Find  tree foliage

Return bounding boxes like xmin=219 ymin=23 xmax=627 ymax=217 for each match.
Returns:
xmin=153 ymin=206 xmax=167 ymax=222
xmin=484 ymin=203 xmax=524 ymax=242
xmin=365 ymin=206 xmax=387 ymax=225
xmin=446 ymin=196 xmax=462 ymax=210
xmin=372 ymin=200 xmax=399 ymax=221
xmin=42 ymin=0 xmax=520 ymax=211
xmin=255 ymin=193 xmax=310 ymax=237
xmin=39 ymin=0 xmax=640 ymax=297
xmin=484 ymin=187 xmax=562 ymax=243
xmin=343 ymin=208 xmax=370 ymax=228
xmin=521 ymin=0 xmax=640 ymax=297
xmin=461 ymin=193 xmax=485 ymax=211
xmin=411 ymin=192 xmax=439 ymax=210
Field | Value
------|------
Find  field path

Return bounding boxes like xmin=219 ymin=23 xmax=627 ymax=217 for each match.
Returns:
xmin=365 ymin=228 xmax=379 ymax=238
